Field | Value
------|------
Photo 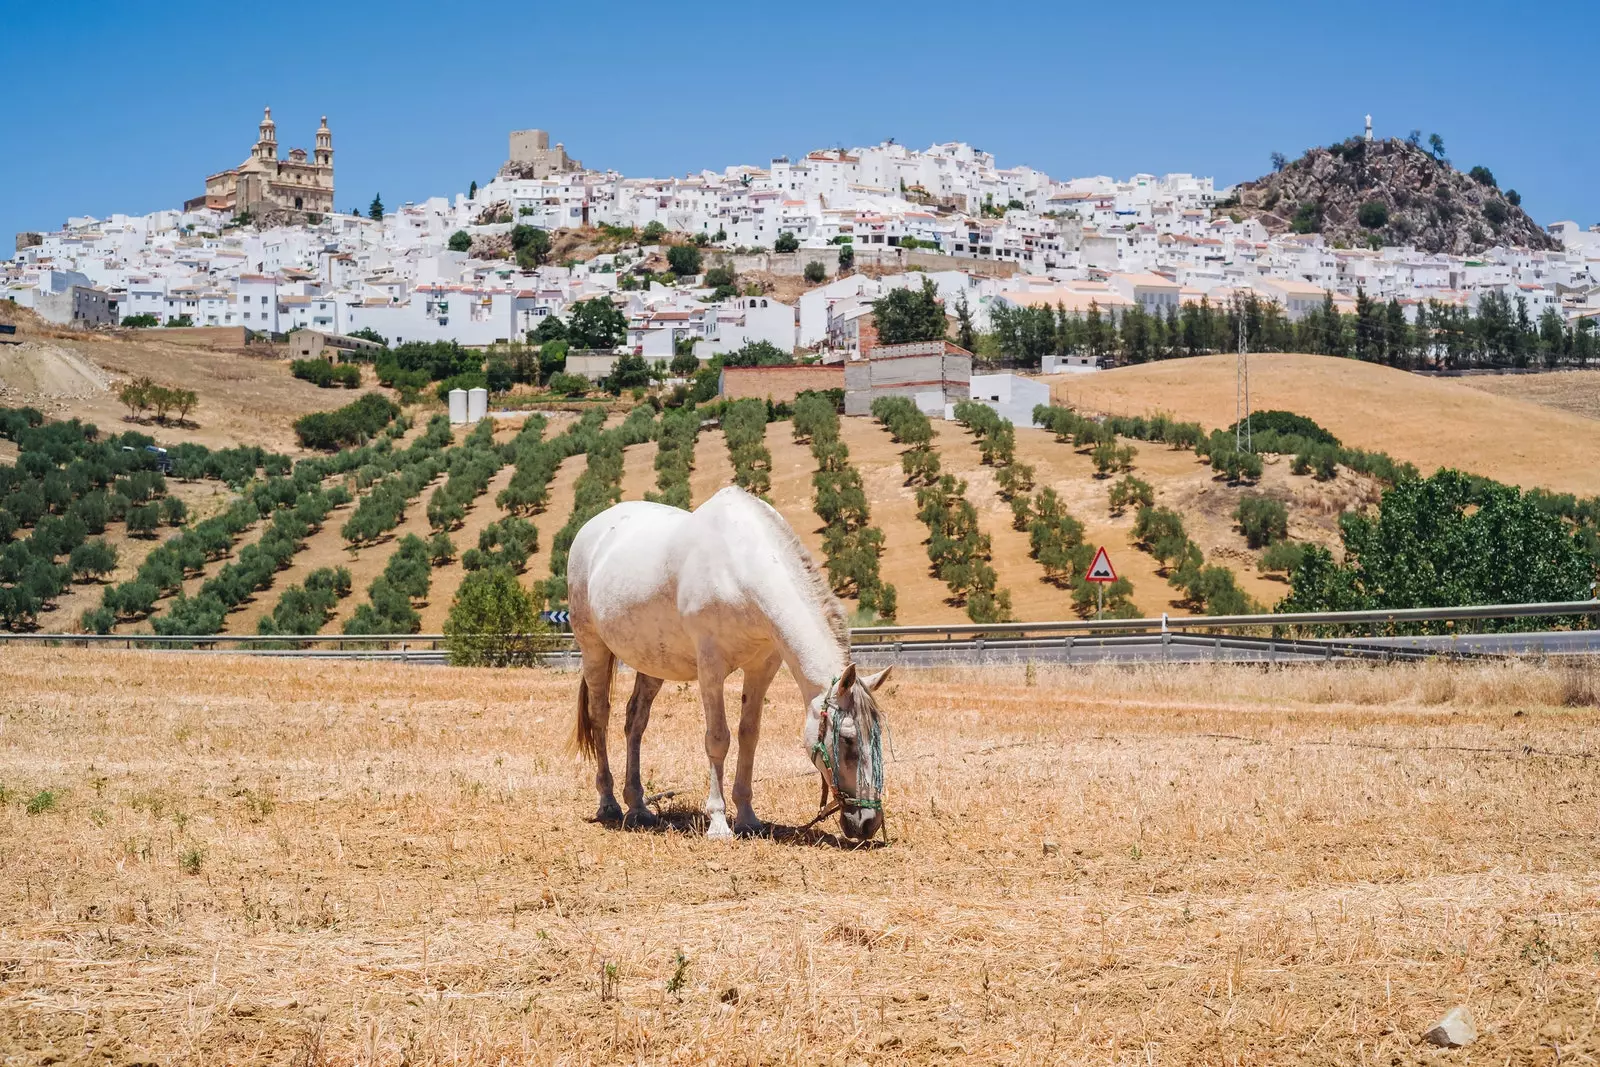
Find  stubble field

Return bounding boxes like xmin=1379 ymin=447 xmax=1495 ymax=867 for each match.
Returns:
xmin=1 ymin=649 xmax=1598 ymax=1064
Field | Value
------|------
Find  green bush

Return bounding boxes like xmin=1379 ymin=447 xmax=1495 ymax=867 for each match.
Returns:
xmin=293 ymin=393 xmax=399 ymax=450
xmin=1235 ymin=494 xmax=1289 ymax=548
xmin=1259 ymin=540 xmax=1307 ymax=576
xmin=446 ymin=567 xmax=550 ymax=667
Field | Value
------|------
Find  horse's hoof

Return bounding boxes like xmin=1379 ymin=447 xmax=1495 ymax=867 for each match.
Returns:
xmin=622 ymin=808 xmax=661 ymax=830
xmin=705 ymin=820 xmax=734 ymax=840
xmin=594 ymin=801 xmax=624 ymax=824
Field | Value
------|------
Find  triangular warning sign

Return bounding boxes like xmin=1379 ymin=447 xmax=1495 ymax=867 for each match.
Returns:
xmin=1085 ymin=546 xmax=1117 ymax=582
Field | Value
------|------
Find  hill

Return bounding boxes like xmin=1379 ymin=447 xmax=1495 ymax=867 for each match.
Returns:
xmin=1229 ymin=137 xmax=1556 ymax=254
xmin=9 ymin=335 xmax=1599 ymax=634
xmin=1049 ymin=354 xmax=1600 ymax=496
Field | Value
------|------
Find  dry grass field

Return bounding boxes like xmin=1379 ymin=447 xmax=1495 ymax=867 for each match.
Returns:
xmin=1 ymin=649 xmax=1598 ymax=1064
xmin=1458 ymin=369 xmax=1600 ymax=422
xmin=1050 ymin=353 xmax=1600 ymax=497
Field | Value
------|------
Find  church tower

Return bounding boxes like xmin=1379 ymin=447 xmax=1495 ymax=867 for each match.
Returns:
xmin=315 ymin=115 xmax=333 ymax=167
xmin=255 ymin=106 xmax=277 ymax=161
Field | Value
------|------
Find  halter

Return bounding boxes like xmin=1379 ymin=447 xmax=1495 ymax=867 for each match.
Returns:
xmin=811 ymin=677 xmax=885 ymax=830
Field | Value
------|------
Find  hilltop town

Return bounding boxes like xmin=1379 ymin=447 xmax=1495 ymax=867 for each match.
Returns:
xmin=7 ymin=111 xmax=1600 ymax=369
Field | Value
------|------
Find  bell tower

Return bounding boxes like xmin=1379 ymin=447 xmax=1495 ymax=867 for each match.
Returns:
xmin=256 ymin=106 xmax=277 ymax=161
xmin=315 ymin=115 xmax=333 ymax=167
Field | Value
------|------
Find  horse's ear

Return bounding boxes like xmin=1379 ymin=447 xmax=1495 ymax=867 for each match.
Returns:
xmin=862 ymin=666 xmax=892 ymax=691
xmin=838 ymin=663 xmax=858 ymax=692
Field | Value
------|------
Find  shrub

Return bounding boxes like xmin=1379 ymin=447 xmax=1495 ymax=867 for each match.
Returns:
xmin=446 ymin=567 xmax=550 ymax=666
xmin=1357 ymin=201 xmax=1389 ymax=229
xmin=1259 ymin=540 xmax=1307 ymax=576
xmin=548 ymin=372 xmax=591 ymax=396
xmin=803 ymin=260 xmax=826 ymax=284
xmin=1235 ymin=494 xmax=1289 ymax=548
xmin=1108 ymin=475 xmax=1154 ymax=515
xmin=293 ymin=393 xmax=399 ymax=450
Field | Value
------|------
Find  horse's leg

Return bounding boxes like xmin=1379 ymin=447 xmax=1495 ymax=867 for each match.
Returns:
xmin=580 ymin=646 xmax=622 ymax=823
xmin=731 ymin=649 xmax=783 ymax=835
xmin=621 ymin=673 xmax=664 ymax=828
xmin=695 ymin=646 xmax=734 ymax=840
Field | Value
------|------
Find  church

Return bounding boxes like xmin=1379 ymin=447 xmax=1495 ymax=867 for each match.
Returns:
xmin=192 ymin=108 xmax=334 ymax=217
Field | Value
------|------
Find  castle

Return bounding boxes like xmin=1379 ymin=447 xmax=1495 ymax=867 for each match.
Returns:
xmin=498 ymin=129 xmax=582 ymax=180
xmin=192 ymin=108 xmax=334 ymax=217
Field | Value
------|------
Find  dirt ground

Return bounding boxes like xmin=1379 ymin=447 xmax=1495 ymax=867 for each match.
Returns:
xmin=0 ymin=326 xmax=378 ymax=455
xmin=1458 ymin=369 xmax=1600 ymax=422
xmin=0 ymin=649 xmax=1596 ymax=1064
xmin=1051 ymin=353 xmax=1600 ymax=497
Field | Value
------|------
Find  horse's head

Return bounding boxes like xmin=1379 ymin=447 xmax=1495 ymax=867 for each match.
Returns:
xmin=807 ymin=663 xmax=892 ymax=841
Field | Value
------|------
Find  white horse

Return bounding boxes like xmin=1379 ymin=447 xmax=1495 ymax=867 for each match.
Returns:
xmin=568 ymin=486 xmax=891 ymax=840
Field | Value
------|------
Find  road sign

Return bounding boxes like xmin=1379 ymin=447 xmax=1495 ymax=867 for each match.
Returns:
xmin=1085 ymin=546 xmax=1117 ymax=583
xmin=540 ymin=610 xmax=571 ymax=628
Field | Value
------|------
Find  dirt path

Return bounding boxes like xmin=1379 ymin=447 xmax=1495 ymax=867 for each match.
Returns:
xmin=522 ymin=452 xmax=586 ymax=600
xmin=618 ymin=439 xmax=659 ymax=501
xmin=688 ymin=428 xmax=734 ymax=508
xmin=837 ymin=418 xmax=967 ymax=624
xmin=416 ymin=462 xmax=519 ymax=632
xmin=221 ymin=496 xmax=362 ymax=635
xmin=763 ymin=420 xmax=830 ymax=573
xmin=930 ymin=421 xmax=1077 ymax=621
xmin=321 ymin=474 xmax=447 ymax=634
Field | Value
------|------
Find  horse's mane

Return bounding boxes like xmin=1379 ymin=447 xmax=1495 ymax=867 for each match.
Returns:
xmin=748 ymin=493 xmax=850 ymax=655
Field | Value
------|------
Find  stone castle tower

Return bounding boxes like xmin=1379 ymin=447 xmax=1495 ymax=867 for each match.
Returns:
xmin=194 ymin=108 xmax=335 ymax=217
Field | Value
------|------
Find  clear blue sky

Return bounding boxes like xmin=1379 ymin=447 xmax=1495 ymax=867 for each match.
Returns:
xmin=5 ymin=0 xmax=1596 ymax=244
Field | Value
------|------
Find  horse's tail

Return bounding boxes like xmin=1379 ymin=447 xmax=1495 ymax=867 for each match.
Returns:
xmin=571 ymin=676 xmax=598 ymax=761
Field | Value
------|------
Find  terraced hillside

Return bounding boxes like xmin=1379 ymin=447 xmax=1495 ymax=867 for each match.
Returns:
xmin=9 ymin=331 xmax=1599 ymax=633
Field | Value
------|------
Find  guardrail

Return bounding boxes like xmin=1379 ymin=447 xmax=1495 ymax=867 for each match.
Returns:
xmin=2 ymin=600 xmax=1595 ymax=658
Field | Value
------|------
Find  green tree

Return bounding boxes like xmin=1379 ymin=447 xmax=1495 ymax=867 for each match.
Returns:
xmin=1468 ymin=165 xmax=1496 ymax=187
xmin=1505 ymin=189 xmax=1522 ymax=207
xmin=1235 ymin=494 xmax=1288 ymax=548
xmin=1427 ymin=133 xmax=1446 ymax=161
xmin=642 ymin=221 xmax=667 ymax=242
xmin=605 ymin=352 xmax=652 ymax=394
xmin=511 ymin=224 xmax=552 ymax=269
xmin=871 ymin=276 xmax=946 ymax=345
xmin=669 ymin=345 xmax=700 ymax=378
xmin=722 ymin=340 xmax=791 ymax=367
xmin=837 ymin=242 xmax=855 ymax=272
xmin=565 ymin=298 xmax=627 ymax=350
xmin=369 ymin=193 xmax=384 ymax=220
xmin=468 ymin=179 xmax=477 ymax=200
xmin=1281 ymin=470 xmax=1593 ymax=619
xmin=803 ymin=260 xmax=826 ymax=284
xmin=954 ymin=291 xmax=977 ymax=352
xmin=448 ymin=230 xmax=472 ymax=253
xmin=773 ymin=231 xmax=799 ymax=253
xmin=666 ymin=244 xmax=702 ymax=277
xmin=445 ymin=567 xmax=550 ymax=666
xmin=1357 ymin=201 xmax=1389 ymax=229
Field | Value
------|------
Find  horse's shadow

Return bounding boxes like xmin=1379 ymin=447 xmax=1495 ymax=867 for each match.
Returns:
xmin=590 ymin=807 xmax=887 ymax=850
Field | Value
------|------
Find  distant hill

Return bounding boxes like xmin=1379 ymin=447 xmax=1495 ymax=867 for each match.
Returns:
xmin=1227 ymin=138 xmax=1556 ymax=255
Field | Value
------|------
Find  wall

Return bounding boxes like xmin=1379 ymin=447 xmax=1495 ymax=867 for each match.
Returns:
xmin=700 ymin=247 xmax=1021 ymax=280
xmin=566 ymin=352 xmax=618 ymax=381
xmin=135 ymin=325 xmax=251 ymax=347
xmin=969 ymin=372 xmax=1049 ymax=427
xmin=720 ymin=364 xmax=844 ymax=403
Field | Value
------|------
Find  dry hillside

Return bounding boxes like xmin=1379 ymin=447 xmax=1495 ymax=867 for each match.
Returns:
xmin=1458 ymin=368 xmax=1600 ymax=422
xmin=10 ymin=334 xmax=1600 ymax=633
xmin=1230 ymin=137 xmax=1554 ymax=254
xmin=1050 ymin=353 xmax=1600 ymax=497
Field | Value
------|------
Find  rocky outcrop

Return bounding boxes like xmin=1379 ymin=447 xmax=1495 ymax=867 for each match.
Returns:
xmin=1229 ymin=139 xmax=1555 ymax=255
